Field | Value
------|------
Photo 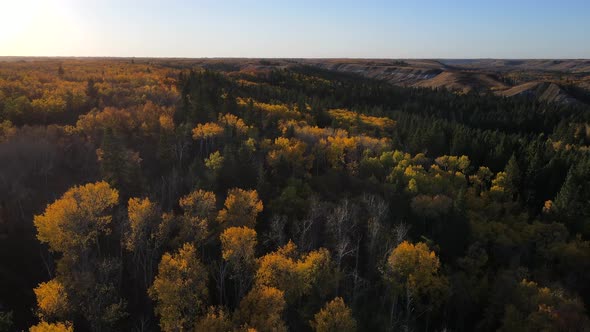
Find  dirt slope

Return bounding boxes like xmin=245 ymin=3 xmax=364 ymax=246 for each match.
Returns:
xmin=496 ymin=81 xmax=579 ymax=104
xmin=413 ymin=71 xmax=508 ymax=93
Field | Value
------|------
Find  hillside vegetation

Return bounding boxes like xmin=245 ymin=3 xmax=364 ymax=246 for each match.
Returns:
xmin=1 ymin=58 xmax=590 ymax=331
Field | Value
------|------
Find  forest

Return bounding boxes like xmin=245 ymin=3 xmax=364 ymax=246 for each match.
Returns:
xmin=1 ymin=58 xmax=590 ymax=331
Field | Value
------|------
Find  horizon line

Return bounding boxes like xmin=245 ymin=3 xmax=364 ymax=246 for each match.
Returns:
xmin=1 ymin=56 xmax=589 ymax=61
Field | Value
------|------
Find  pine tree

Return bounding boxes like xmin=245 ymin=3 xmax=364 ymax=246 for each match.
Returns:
xmin=554 ymin=167 xmax=578 ymax=215
xmin=504 ymin=154 xmax=521 ymax=200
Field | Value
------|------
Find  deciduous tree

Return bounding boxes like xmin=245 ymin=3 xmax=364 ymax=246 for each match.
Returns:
xmin=234 ymin=285 xmax=287 ymax=332
xmin=149 ymin=243 xmax=208 ymax=332
xmin=217 ymin=188 xmax=263 ymax=229
xmin=311 ymin=297 xmax=357 ymax=332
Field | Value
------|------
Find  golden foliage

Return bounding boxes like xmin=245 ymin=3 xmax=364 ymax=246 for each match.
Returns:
xmin=194 ymin=306 xmax=233 ymax=332
xmin=267 ymin=137 xmax=313 ymax=173
xmin=235 ymin=285 xmax=287 ymax=332
xmin=385 ymin=241 xmax=448 ymax=308
xmin=328 ymin=109 xmax=395 ymax=131
xmin=149 ymin=243 xmax=208 ymax=332
xmin=218 ymin=113 xmax=249 ymax=136
xmin=310 ymin=297 xmax=357 ymax=332
xmin=176 ymin=189 xmax=217 ymax=245
xmin=255 ymin=241 xmax=332 ymax=302
xmin=29 ymin=321 xmax=73 ymax=332
xmin=76 ymin=102 xmax=176 ymax=139
xmin=33 ymin=279 xmax=68 ymax=320
xmin=237 ymin=97 xmax=302 ymax=120
xmin=33 ymin=181 xmax=119 ymax=253
xmin=217 ymin=188 xmax=263 ymax=228
xmin=125 ymin=197 xmax=160 ymax=251
xmin=220 ymin=226 xmax=258 ymax=263
xmin=179 ymin=189 xmax=217 ymax=220
xmin=192 ymin=122 xmax=224 ymax=140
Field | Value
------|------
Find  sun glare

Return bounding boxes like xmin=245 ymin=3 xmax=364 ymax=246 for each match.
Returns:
xmin=0 ymin=0 xmax=80 ymax=55
xmin=0 ymin=1 xmax=36 ymax=41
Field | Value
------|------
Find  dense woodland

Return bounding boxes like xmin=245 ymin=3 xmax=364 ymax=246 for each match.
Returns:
xmin=1 ymin=59 xmax=590 ymax=331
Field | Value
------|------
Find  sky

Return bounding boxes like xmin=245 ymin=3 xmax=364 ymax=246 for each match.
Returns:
xmin=0 ymin=0 xmax=589 ymax=59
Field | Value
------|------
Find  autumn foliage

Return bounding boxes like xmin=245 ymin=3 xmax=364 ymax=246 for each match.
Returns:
xmin=1 ymin=59 xmax=589 ymax=332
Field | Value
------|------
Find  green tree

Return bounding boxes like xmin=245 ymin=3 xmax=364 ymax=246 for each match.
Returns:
xmin=504 ymin=155 xmax=522 ymax=200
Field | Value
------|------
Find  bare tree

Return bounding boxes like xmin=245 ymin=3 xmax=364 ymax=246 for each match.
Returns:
xmin=362 ymin=193 xmax=389 ymax=255
xmin=263 ymin=215 xmax=287 ymax=248
xmin=293 ymin=196 xmax=326 ymax=251
xmin=327 ymin=199 xmax=359 ymax=271
xmin=383 ymin=221 xmax=410 ymax=264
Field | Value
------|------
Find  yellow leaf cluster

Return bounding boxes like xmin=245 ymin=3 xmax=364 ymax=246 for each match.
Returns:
xmin=179 ymin=189 xmax=217 ymax=220
xmin=33 ymin=279 xmax=68 ymax=320
xmin=255 ymin=241 xmax=331 ymax=302
xmin=149 ymin=243 xmax=208 ymax=332
xmin=235 ymin=285 xmax=287 ymax=332
xmin=386 ymin=241 xmax=447 ymax=306
xmin=328 ymin=108 xmax=395 ymax=131
xmin=217 ymin=188 xmax=263 ymax=228
xmin=29 ymin=321 xmax=73 ymax=332
xmin=310 ymin=297 xmax=356 ymax=332
xmin=192 ymin=122 xmax=224 ymax=140
xmin=34 ymin=181 xmax=119 ymax=253
xmin=218 ymin=113 xmax=249 ymax=136
xmin=220 ymin=226 xmax=258 ymax=263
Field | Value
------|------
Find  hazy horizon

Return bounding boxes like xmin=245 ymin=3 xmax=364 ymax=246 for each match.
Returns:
xmin=1 ymin=56 xmax=590 ymax=60
xmin=2 ymin=0 xmax=589 ymax=59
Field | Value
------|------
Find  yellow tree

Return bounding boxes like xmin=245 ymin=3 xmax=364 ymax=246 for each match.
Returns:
xmin=255 ymin=241 xmax=305 ymax=302
xmin=434 ymin=155 xmax=470 ymax=173
xmin=192 ymin=122 xmax=224 ymax=155
xmin=33 ymin=279 xmax=69 ymax=321
xmin=234 ymin=285 xmax=287 ymax=332
xmin=217 ymin=188 xmax=263 ymax=229
xmin=310 ymin=297 xmax=357 ymax=332
xmin=267 ymin=137 xmax=313 ymax=176
xmin=149 ymin=243 xmax=208 ymax=332
xmin=179 ymin=189 xmax=217 ymax=220
xmin=385 ymin=241 xmax=448 ymax=328
xmin=29 ymin=321 xmax=74 ymax=332
xmin=34 ymin=181 xmax=119 ymax=253
xmin=255 ymin=241 xmax=333 ymax=303
xmin=177 ymin=189 xmax=217 ymax=245
xmin=220 ymin=226 xmax=258 ymax=298
xmin=218 ymin=113 xmax=249 ymax=138
xmin=194 ymin=306 xmax=233 ymax=332
xmin=125 ymin=197 xmax=165 ymax=287
xmin=490 ymin=171 xmax=511 ymax=200
xmin=33 ymin=181 xmax=125 ymax=331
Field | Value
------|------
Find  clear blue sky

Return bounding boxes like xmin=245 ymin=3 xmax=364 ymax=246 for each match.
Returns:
xmin=1 ymin=0 xmax=589 ymax=58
